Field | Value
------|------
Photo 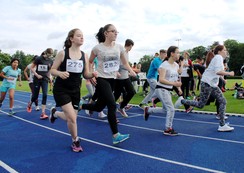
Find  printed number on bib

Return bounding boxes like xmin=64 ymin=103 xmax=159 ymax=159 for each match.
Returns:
xmin=103 ymin=60 xmax=120 ymax=73
xmin=38 ymin=65 xmax=48 ymax=72
xmin=66 ymin=59 xmax=83 ymax=73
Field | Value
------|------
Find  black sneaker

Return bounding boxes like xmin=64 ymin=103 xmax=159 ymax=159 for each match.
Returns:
xmin=163 ymin=128 xmax=178 ymax=136
xmin=71 ymin=139 xmax=83 ymax=152
xmin=144 ymin=106 xmax=150 ymax=121
xmin=49 ymin=107 xmax=57 ymax=123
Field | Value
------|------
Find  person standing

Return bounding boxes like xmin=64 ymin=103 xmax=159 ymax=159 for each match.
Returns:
xmin=143 ymin=46 xmax=182 ymax=135
xmin=0 ymin=58 xmax=22 ymax=115
xmin=49 ymin=28 xmax=95 ymax=152
xmin=80 ymin=24 xmax=136 ymax=145
xmin=23 ymin=55 xmax=40 ymax=111
xmin=175 ymin=45 xmax=235 ymax=132
xmin=27 ymin=48 xmax=53 ymax=119
xmin=114 ymin=39 xmax=136 ymax=118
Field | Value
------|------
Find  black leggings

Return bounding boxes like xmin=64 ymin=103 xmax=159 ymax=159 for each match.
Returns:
xmin=114 ymin=78 xmax=136 ymax=109
xmin=82 ymin=78 xmax=118 ymax=134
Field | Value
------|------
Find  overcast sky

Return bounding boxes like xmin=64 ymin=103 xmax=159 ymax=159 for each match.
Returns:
xmin=1 ymin=0 xmax=244 ymax=63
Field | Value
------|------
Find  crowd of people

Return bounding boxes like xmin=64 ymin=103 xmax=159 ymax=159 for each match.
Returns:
xmin=0 ymin=24 xmax=236 ymax=152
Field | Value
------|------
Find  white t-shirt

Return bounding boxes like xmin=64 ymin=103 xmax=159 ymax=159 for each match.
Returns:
xmin=27 ymin=63 xmax=36 ymax=83
xmin=92 ymin=43 xmax=125 ymax=79
xmin=157 ymin=61 xmax=179 ymax=89
xmin=201 ymin=55 xmax=224 ymax=87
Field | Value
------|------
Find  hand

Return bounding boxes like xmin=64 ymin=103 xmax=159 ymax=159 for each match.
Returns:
xmin=129 ymin=70 xmax=137 ymax=77
xmin=92 ymin=71 xmax=98 ymax=78
xmin=116 ymin=72 xmax=121 ymax=78
xmin=37 ymin=74 xmax=43 ymax=79
xmin=229 ymin=71 xmax=234 ymax=76
xmin=58 ymin=71 xmax=70 ymax=79
xmin=18 ymin=82 xmax=22 ymax=87
xmin=174 ymin=81 xmax=182 ymax=87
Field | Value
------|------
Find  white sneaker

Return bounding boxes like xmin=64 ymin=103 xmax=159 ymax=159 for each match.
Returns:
xmin=85 ymin=110 xmax=90 ymax=116
xmin=118 ymin=108 xmax=128 ymax=118
xmin=35 ymin=106 xmax=40 ymax=111
xmin=218 ymin=124 xmax=234 ymax=132
xmin=216 ymin=115 xmax=228 ymax=120
xmin=175 ymin=96 xmax=184 ymax=108
xmin=98 ymin=111 xmax=107 ymax=119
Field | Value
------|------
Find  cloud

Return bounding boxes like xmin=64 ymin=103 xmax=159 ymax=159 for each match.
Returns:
xmin=0 ymin=0 xmax=244 ymax=63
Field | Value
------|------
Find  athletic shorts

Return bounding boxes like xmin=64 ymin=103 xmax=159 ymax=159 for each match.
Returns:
xmin=0 ymin=85 xmax=15 ymax=92
xmin=53 ymin=86 xmax=80 ymax=110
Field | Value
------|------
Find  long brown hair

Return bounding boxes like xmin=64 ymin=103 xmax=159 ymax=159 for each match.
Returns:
xmin=205 ymin=51 xmax=215 ymax=68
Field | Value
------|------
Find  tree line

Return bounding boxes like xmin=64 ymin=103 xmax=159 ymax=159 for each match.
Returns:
xmin=0 ymin=39 xmax=243 ymax=81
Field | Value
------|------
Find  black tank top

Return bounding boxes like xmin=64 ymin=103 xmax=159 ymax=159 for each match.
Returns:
xmin=54 ymin=49 xmax=85 ymax=89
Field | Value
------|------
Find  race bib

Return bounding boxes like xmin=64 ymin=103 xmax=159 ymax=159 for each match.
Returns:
xmin=7 ymin=77 xmax=17 ymax=84
xmin=66 ymin=59 xmax=83 ymax=73
xmin=38 ymin=65 xmax=48 ymax=72
xmin=103 ymin=60 xmax=120 ymax=73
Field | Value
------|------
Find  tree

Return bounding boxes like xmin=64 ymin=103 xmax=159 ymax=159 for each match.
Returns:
xmin=139 ymin=55 xmax=153 ymax=73
xmin=191 ymin=46 xmax=207 ymax=60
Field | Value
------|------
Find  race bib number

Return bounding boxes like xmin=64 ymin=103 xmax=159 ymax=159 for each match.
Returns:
xmin=66 ymin=59 xmax=83 ymax=73
xmin=103 ymin=60 xmax=120 ymax=73
xmin=38 ymin=65 xmax=48 ymax=72
xmin=7 ymin=77 xmax=17 ymax=84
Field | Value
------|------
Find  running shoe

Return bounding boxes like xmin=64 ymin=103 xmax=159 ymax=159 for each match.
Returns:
xmin=163 ymin=128 xmax=178 ymax=136
xmin=40 ymin=113 xmax=48 ymax=120
xmin=144 ymin=106 xmax=150 ymax=121
xmin=9 ymin=110 xmax=16 ymax=116
xmin=124 ymin=104 xmax=133 ymax=111
xmin=186 ymin=106 xmax=194 ymax=113
xmin=218 ymin=124 xmax=234 ymax=132
xmin=113 ymin=133 xmax=130 ymax=145
xmin=27 ymin=102 xmax=32 ymax=113
xmin=35 ymin=106 xmax=40 ymax=111
xmin=49 ymin=107 xmax=57 ymax=123
xmin=98 ymin=111 xmax=107 ymax=119
xmin=117 ymin=108 xmax=128 ymax=118
xmin=216 ymin=115 xmax=228 ymax=120
xmin=71 ymin=139 xmax=83 ymax=152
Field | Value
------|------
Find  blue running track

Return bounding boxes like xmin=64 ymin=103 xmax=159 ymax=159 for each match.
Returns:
xmin=0 ymin=91 xmax=244 ymax=173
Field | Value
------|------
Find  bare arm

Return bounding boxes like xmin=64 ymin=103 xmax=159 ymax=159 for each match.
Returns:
xmin=83 ymin=53 xmax=96 ymax=79
xmin=120 ymin=52 xmax=136 ymax=77
xmin=158 ymin=68 xmax=181 ymax=87
xmin=23 ymin=65 xmax=29 ymax=81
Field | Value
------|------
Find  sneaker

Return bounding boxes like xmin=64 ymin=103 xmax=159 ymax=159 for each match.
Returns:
xmin=71 ymin=139 xmax=83 ymax=152
xmin=98 ymin=111 xmax=107 ymax=119
xmin=124 ymin=104 xmax=133 ymax=111
xmin=27 ymin=102 xmax=32 ymax=113
xmin=9 ymin=110 xmax=16 ymax=116
xmin=216 ymin=115 xmax=228 ymax=120
xmin=117 ymin=108 xmax=128 ymax=118
xmin=186 ymin=106 xmax=194 ymax=113
xmin=35 ymin=106 xmax=40 ymax=111
xmin=49 ymin=107 xmax=57 ymax=123
xmin=78 ymin=100 xmax=83 ymax=112
xmin=40 ymin=113 xmax=48 ymax=120
xmin=218 ymin=124 xmax=234 ymax=132
xmin=163 ymin=128 xmax=178 ymax=136
xmin=113 ymin=133 xmax=130 ymax=144
xmin=144 ymin=106 xmax=150 ymax=121
xmin=174 ymin=96 xmax=184 ymax=108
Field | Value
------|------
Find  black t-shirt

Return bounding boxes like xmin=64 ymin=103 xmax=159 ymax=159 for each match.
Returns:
xmin=34 ymin=55 xmax=53 ymax=80
xmin=193 ymin=64 xmax=205 ymax=75
xmin=54 ymin=49 xmax=85 ymax=89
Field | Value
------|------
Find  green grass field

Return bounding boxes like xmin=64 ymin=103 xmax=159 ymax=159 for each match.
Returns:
xmin=2 ymin=79 xmax=244 ymax=114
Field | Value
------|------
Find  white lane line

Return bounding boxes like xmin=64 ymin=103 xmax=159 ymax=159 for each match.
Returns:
xmin=80 ymin=115 xmax=244 ymax=145
xmin=1 ymin=113 xmax=224 ymax=173
xmin=0 ymin=160 xmax=19 ymax=173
